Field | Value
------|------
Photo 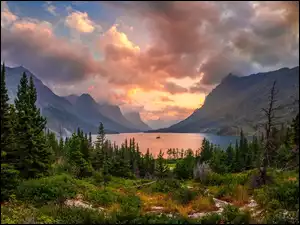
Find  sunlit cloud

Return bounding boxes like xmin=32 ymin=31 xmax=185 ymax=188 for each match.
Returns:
xmin=1 ymin=1 xmax=299 ymax=123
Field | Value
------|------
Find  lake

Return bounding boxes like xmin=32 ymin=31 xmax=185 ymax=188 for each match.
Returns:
xmin=92 ymin=133 xmax=243 ymax=157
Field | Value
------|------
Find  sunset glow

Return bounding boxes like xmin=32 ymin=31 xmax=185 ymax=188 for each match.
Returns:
xmin=1 ymin=1 xmax=299 ymax=124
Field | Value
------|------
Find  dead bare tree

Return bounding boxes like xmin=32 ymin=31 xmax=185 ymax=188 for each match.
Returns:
xmin=259 ymin=80 xmax=281 ymax=185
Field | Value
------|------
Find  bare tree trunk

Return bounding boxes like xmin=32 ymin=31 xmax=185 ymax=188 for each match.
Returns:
xmin=260 ymin=80 xmax=279 ymax=184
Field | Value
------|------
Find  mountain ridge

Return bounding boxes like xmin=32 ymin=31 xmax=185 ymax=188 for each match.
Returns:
xmin=150 ymin=66 xmax=299 ymax=135
xmin=4 ymin=66 xmax=145 ymax=135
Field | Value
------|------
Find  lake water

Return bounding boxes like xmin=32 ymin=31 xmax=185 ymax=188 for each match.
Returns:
xmin=92 ymin=133 xmax=242 ymax=157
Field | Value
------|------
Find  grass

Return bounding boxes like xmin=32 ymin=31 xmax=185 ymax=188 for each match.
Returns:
xmin=3 ymin=168 xmax=298 ymax=224
xmin=168 ymin=163 xmax=176 ymax=171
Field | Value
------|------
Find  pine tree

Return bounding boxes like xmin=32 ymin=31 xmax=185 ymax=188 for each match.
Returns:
xmin=67 ymin=132 xmax=92 ymax=178
xmin=88 ymin=132 xmax=93 ymax=148
xmin=92 ymin=123 xmax=106 ymax=171
xmin=96 ymin=122 xmax=105 ymax=149
xmin=226 ymin=143 xmax=234 ymax=172
xmin=234 ymin=139 xmax=241 ymax=172
xmin=1 ymin=64 xmax=19 ymax=201
xmin=199 ymin=138 xmax=212 ymax=163
xmin=14 ymin=74 xmax=53 ymax=178
xmin=291 ymin=113 xmax=299 ymax=148
xmin=155 ymin=150 xmax=169 ymax=179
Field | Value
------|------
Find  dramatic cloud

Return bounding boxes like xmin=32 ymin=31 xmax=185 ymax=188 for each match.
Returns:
xmin=1 ymin=1 xmax=18 ymax=28
xmin=105 ymin=1 xmax=299 ymax=85
xmin=1 ymin=1 xmax=299 ymax=121
xmin=1 ymin=16 xmax=102 ymax=83
xmin=65 ymin=10 xmax=96 ymax=33
xmin=162 ymin=82 xmax=188 ymax=95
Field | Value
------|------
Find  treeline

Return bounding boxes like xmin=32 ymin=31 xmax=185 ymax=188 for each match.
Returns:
xmin=173 ymin=118 xmax=299 ymax=180
xmin=46 ymin=123 xmax=161 ymax=180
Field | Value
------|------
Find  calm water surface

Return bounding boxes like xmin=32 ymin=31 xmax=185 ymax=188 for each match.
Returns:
xmin=92 ymin=133 xmax=242 ymax=157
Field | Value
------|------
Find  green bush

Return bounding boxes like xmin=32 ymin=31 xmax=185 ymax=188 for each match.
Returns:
xmin=149 ymin=178 xmax=182 ymax=193
xmin=1 ymin=201 xmax=57 ymax=224
xmin=172 ymin=188 xmax=198 ymax=205
xmin=132 ymin=214 xmax=191 ymax=224
xmin=265 ymin=209 xmax=299 ymax=224
xmin=204 ymin=171 xmax=252 ymax=186
xmin=267 ymin=199 xmax=282 ymax=211
xmin=16 ymin=174 xmax=96 ymax=205
xmin=254 ymin=180 xmax=299 ymax=211
xmin=85 ymin=188 xmax=120 ymax=207
xmin=197 ymin=213 xmax=222 ymax=224
xmin=39 ymin=205 xmax=105 ymax=224
xmin=222 ymin=205 xmax=251 ymax=224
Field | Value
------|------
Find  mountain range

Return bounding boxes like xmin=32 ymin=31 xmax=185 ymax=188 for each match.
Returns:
xmin=5 ymin=66 xmax=151 ymax=136
xmin=152 ymin=66 xmax=299 ymax=135
xmin=5 ymin=65 xmax=299 ymax=136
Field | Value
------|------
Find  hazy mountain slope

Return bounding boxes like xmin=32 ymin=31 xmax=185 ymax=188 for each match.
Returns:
xmin=72 ymin=94 xmax=137 ymax=133
xmin=155 ymin=66 xmax=299 ymax=135
xmin=124 ymin=112 xmax=152 ymax=131
xmin=98 ymin=103 xmax=142 ymax=131
xmin=5 ymin=66 xmax=118 ymax=135
xmin=147 ymin=118 xmax=180 ymax=130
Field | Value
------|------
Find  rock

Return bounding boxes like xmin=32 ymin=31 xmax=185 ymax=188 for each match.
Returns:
xmin=151 ymin=206 xmax=164 ymax=211
xmin=75 ymin=194 xmax=83 ymax=200
xmin=188 ymin=212 xmax=207 ymax=218
xmin=65 ymin=199 xmax=93 ymax=209
xmin=248 ymin=199 xmax=258 ymax=208
xmin=213 ymin=198 xmax=231 ymax=208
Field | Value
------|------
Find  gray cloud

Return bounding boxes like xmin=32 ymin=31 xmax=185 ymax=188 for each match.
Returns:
xmin=106 ymin=1 xmax=299 ymax=85
xmin=1 ymin=1 xmax=299 ymax=96
xmin=162 ymin=81 xmax=188 ymax=95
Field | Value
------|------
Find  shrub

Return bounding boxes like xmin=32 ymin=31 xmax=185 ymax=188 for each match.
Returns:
xmin=113 ymin=195 xmax=141 ymax=222
xmin=265 ymin=209 xmax=299 ymax=224
xmin=149 ymin=178 xmax=182 ymax=193
xmin=198 ymin=213 xmax=222 ymax=224
xmin=85 ymin=188 xmax=120 ymax=207
xmin=172 ymin=188 xmax=198 ymax=205
xmin=204 ymin=171 xmax=251 ymax=186
xmin=92 ymin=171 xmax=104 ymax=185
xmin=254 ymin=180 xmax=299 ymax=211
xmin=190 ymin=196 xmax=216 ymax=212
xmin=39 ymin=204 xmax=105 ymax=224
xmin=1 ymin=201 xmax=57 ymax=224
xmin=267 ymin=199 xmax=282 ymax=211
xmin=16 ymin=174 xmax=78 ymax=204
xmin=222 ymin=205 xmax=251 ymax=224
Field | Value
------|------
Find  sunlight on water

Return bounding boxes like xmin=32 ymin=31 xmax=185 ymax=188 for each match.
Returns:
xmin=92 ymin=133 xmax=241 ymax=157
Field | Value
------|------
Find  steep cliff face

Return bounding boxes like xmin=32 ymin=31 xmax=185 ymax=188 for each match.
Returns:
xmin=156 ymin=67 xmax=299 ymax=135
xmin=5 ymin=66 xmax=133 ymax=135
xmin=124 ymin=111 xmax=152 ymax=131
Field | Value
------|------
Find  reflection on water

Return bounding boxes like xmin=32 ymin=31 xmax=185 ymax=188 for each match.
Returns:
xmin=92 ymin=133 xmax=242 ymax=157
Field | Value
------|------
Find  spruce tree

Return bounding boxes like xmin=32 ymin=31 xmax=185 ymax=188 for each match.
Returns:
xmin=234 ymin=140 xmax=241 ymax=172
xmin=1 ymin=64 xmax=17 ymax=165
xmin=155 ymin=150 xmax=169 ymax=179
xmin=1 ymin=63 xmax=19 ymax=200
xmin=92 ymin=123 xmax=106 ymax=171
xmin=14 ymin=74 xmax=53 ymax=178
xmin=199 ymin=138 xmax=212 ymax=163
xmin=226 ymin=143 xmax=234 ymax=172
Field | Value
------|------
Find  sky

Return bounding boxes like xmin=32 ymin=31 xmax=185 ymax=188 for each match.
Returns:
xmin=1 ymin=1 xmax=299 ymax=124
